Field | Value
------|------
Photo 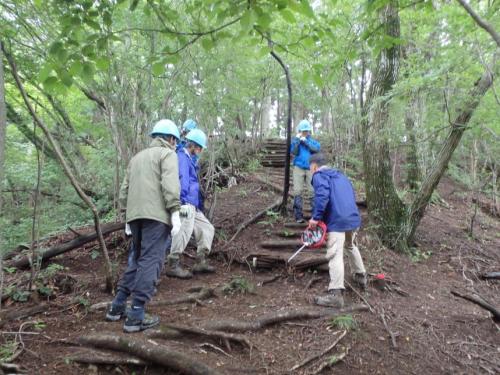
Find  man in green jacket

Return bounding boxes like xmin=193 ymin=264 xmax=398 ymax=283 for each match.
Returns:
xmin=105 ymin=119 xmax=182 ymax=333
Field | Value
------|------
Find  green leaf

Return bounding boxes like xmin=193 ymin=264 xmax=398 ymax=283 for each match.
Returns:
xmin=240 ymin=10 xmax=253 ymax=30
xmin=257 ymin=46 xmax=271 ymax=58
xmin=69 ymin=60 xmax=83 ymax=75
xmin=280 ymin=9 xmax=296 ymax=24
xmin=58 ymin=70 xmax=74 ymax=87
xmin=201 ymin=37 xmax=214 ymax=51
xmin=256 ymin=12 xmax=272 ymax=29
xmin=291 ymin=0 xmax=315 ymax=18
xmin=165 ymin=54 xmax=180 ymax=64
xmin=80 ymin=62 xmax=95 ymax=83
xmin=313 ymin=72 xmax=322 ymax=87
xmin=38 ymin=64 xmax=53 ymax=83
xmin=43 ymin=76 xmax=59 ymax=91
xmin=95 ymin=57 xmax=110 ymax=70
xmin=103 ymin=11 xmax=112 ymax=27
xmin=152 ymin=61 xmax=165 ymax=75
xmin=49 ymin=41 xmax=63 ymax=56
xmin=129 ymin=0 xmax=139 ymax=11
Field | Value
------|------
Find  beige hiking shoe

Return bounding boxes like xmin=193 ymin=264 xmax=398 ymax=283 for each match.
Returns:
xmin=314 ymin=289 xmax=344 ymax=308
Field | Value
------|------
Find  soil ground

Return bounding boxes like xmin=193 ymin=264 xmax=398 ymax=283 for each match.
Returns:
xmin=1 ymin=173 xmax=499 ymax=375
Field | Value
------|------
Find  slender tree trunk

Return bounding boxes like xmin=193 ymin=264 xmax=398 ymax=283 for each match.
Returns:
xmin=361 ymin=1 xmax=406 ymax=250
xmin=404 ymin=89 xmax=421 ymax=191
xmin=405 ymin=51 xmax=499 ymax=243
xmin=0 ymin=41 xmax=7 ymax=309
xmin=3 ymin=44 xmax=115 ymax=293
xmin=270 ymin=51 xmax=292 ymax=214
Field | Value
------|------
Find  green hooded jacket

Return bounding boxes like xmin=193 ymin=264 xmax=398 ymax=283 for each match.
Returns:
xmin=119 ymin=137 xmax=180 ymax=225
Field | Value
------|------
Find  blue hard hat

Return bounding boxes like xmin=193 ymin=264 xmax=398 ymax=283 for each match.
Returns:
xmin=185 ymin=129 xmax=207 ymax=149
xmin=298 ymin=119 xmax=312 ymax=132
xmin=150 ymin=119 xmax=180 ymax=140
xmin=183 ymin=119 xmax=198 ymax=132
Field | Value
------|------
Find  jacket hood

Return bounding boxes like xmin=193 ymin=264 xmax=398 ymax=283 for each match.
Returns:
xmin=150 ymin=137 xmax=175 ymax=150
xmin=314 ymin=166 xmax=340 ymax=178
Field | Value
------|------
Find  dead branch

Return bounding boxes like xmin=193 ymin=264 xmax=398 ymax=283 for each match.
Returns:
xmin=77 ymin=334 xmax=221 ymax=375
xmin=146 ymin=323 xmax=252 ymax=351
xmin=310 ymin=347 xmax=349 ymax=375
xmin=290 ymin=330 xmax=347 ymax=371
xmin=451 ymin=290 xmax=500 ymax=321
xmin=259 ymin=274 xmax=282 ymax=286
xmin=8 ymin=222 xmax=124 ymax=269
xmin=68 ymin=348 xmax=148 ymax=366
xmin=304 ymin=276 xmax=322 ymax=290
xmin=199 ymin=343 xmax=233 ymax=358
xmin=380 ymin=308 xmax=398 ymax=349
xmin=345 ymin=280 xmax=374 ymax=313
xmin=202 ymin=305 xmax=369 ymax=333
xmin=0 ymin=362 xmax=26 ymax=374
xmin=481 ymin=271 xmax=500 ymax=280
xmin=221 ymin=198 xmax=281 ymax=251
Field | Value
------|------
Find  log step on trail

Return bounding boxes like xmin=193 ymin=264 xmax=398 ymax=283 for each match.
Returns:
xmin=259 ymin=240 xmax=326 ymax=250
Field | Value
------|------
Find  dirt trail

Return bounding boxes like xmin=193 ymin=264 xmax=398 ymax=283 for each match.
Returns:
xmin=1 ymin=171 xmax=499 ymax=374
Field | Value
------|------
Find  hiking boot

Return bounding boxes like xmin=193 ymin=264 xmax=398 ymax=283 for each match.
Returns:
xmin=314 ymin=289 xmax=344 ymax=308
xmin=105 ymin=303 xmax=126 ymax=321
xmin=296 ymin=217 xmax=306 ymax=223
xmin=353 ymin=273 xmax=367 ymax=289
xmin=192 ymin=255 xmax=215 ymax=274
xmin=165 ymin=258 xmax=193 ymax=279
xmin=123 ymin=313 xmax=160 ymax=333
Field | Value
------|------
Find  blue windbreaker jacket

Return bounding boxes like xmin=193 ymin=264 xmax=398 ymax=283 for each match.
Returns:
xmin=311 ymin=167 xmax=361 ymax=232
xmin=177 ymin=148 xmax=202 ymax=210
xmin=290 ymin=136 xmax=320 ymax=170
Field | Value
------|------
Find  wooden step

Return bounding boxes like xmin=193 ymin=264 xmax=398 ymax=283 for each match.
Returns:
xmin=284 ymin=222 xmax=309 ymax=229
xmin=260 ymin=240 xmax=325 ymax=250
xmin=272 ymin=230 xmax=302 ymax=238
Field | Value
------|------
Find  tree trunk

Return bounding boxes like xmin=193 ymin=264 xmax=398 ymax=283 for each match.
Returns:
xmin=361 ymin=1 xmax=406 ymax=249
xmin=3 ymin=43 xmax=116 ymax=293
xmin=270 ymin=51 xmax=292 ymax=214
xmin=405 ymin=51 xmax=499 ymax=243
xmin=404 ymin=89 xmax=421 ymax=191
xmin=0 ymin=41 xmax=7 ymax=309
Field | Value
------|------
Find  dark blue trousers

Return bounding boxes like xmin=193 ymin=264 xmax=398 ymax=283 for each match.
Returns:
xmin=116 ymin=219 xmax=171 ymax=304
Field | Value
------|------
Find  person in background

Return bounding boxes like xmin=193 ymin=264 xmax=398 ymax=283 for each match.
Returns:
xmin=105 ymin=119 xmax=181 ymax=333
xmin=179 ymin=119 xmax=198 ymax=150
xmin=165 ymin=129 xmax=215 ymax=279
xmin=307 ymin=152 xmax=367 ymax=308
xmin=290 ymin=119 xmax=320 ymax=222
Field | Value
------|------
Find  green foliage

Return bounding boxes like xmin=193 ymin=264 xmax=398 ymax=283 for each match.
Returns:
xmin=0 ymin=341 xmax=18 ymax=362
xmin=222 ymin=276 xmax=255 ymax=295
xmin=245 ymin=158 xmax=261 ymax=173
xmin=410 ymin=249 xmax=432 ymax=263
xmin=329 ymin=314 xmax=358 ymax=331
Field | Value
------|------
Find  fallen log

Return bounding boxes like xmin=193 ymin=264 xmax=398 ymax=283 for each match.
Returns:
xmin=451 ymin=290 xmax=500 ymax=321
xmin=77 ymin=334 xmax=220 ymax=375
xmin=68 ymin=348 xmax=148 ymax=366
xmin=146 ymin=323 xmax=251 ymax=351
xmin=202 ymin=305 xmax=369 ymax=333
xmin=8 ymin=222 xmax=124 ymax=269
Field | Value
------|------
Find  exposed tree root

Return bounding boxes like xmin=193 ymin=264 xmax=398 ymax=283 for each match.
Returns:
xmin=0 ymin=304 xmax=49 ymax=328
xmin=77 ymin=334 xmax=221 ymax=375
xmin=89 ymin=287 xmax=215 ymax=312
xmin=68 ymin=348 xmax=147 ymax=366
xmin=146 ymin=323 xmax=252 ymax=351
xmin=202 ymin=305 xmax=369 ymax=333
xmin=451 ymin=290 xmax=500 ymax=321
xmin=310 ymin=347 xmax=349 ymax=375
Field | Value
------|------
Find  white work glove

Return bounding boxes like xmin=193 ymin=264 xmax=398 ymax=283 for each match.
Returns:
xmin=125 ymin=223 xmax=132 ymax=236
xmin=171 ymin=211 xmax=181 ymax=237
xmin=300 ymin=136 xmax=306 ymax=142
xmin=296 ymin=132 xmax=302 ymax=139
xmin=179 ymin=204 xmax=193 ymax=219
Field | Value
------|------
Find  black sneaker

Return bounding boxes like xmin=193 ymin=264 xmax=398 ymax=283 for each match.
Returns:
xmin=105 ymin=304 xmax=126 ymax=321
xmin=123 ymin=313 xmax=160 ymax=333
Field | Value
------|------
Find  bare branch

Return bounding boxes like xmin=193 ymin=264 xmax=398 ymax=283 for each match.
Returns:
xmin=456 ymin=0 xmax=500 ymax=47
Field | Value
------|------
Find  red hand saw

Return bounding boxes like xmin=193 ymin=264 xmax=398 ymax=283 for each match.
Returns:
xmin=287 ymin=221 xmax=327 ymax=263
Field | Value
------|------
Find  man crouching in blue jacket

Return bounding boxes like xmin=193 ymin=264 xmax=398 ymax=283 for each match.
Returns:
xmin=308 ymin=153 xmax=367 ymax=308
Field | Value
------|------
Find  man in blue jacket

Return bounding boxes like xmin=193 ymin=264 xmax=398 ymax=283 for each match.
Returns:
xmin=165 ymin=129 xmax=215 ymax=279
xmin=308 ymin=153 xmax=367 ymax=308
xmin=290 ymin=120 xmax=320 ymax=222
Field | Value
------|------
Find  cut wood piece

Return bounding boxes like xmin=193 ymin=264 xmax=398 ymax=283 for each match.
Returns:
xmin=77 ymin=334 xmax=221 ymax=375
xmin=69 ymin=348 xmax=148 ymax=366
xmin=8 ymin=222 xmax=124 ymax=269
xmin=201 ymin=305 xmax=369 ymax=333
xmin=451 ymin=290 xmax=500 ymax=321
xmin=481 ymin=271 xmax=500 ymax=280
xmin=146 ymin=323 xmax=252 ymax=350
